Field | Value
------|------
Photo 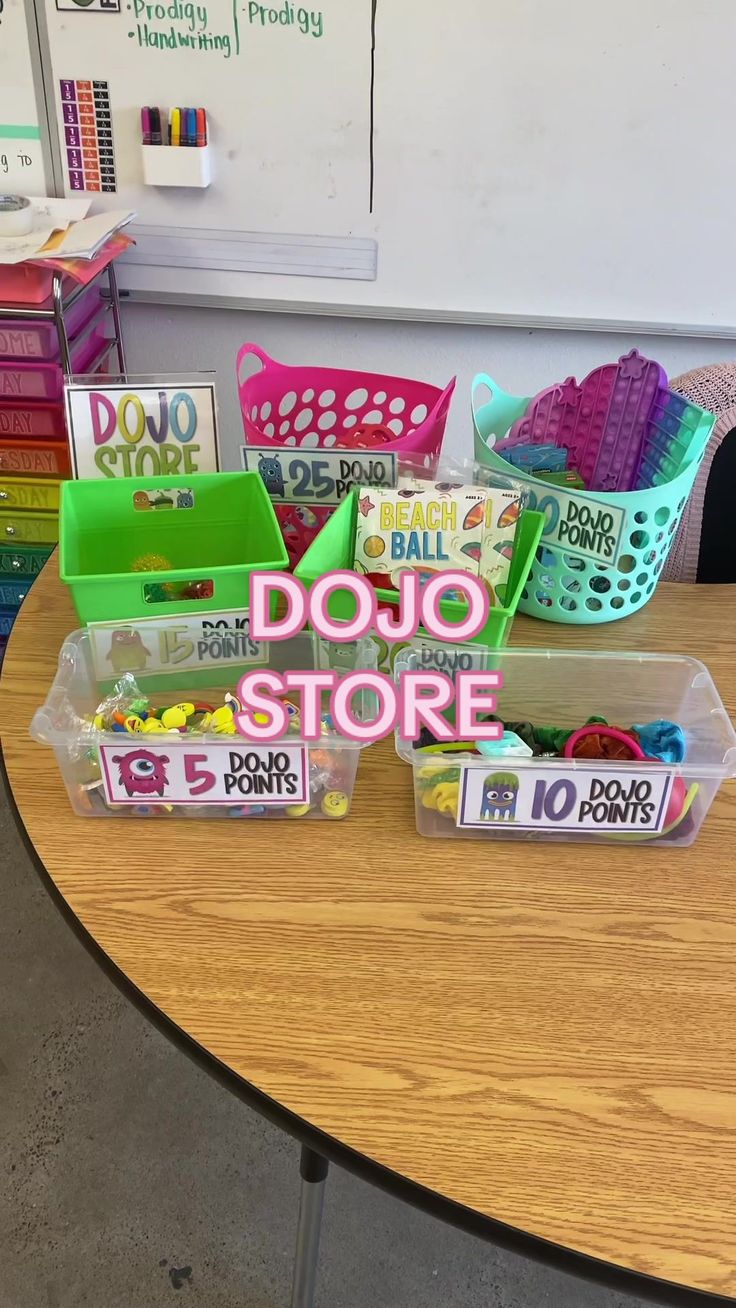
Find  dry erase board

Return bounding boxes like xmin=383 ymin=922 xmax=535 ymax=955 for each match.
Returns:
xmin=23 ymin=0 xmax=736 ymax=331
xmin=0 ymin=0 xmax=47 ymax=193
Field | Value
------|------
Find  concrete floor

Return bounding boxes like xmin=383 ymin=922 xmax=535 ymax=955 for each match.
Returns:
xmin=0 ymin=795 xmax=652 ymax=1308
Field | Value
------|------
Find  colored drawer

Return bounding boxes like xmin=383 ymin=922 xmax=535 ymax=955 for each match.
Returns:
xmin=0 ymin=511 xmax=59 ymax=544
xmin=0 ymin=439 xmax=72 ymax=478
xmin=0 ymin=402 xmax=67 ymax=441
xmin=0 ymin=543 xmax=53 ymax=575
xmin=0 ymin=311 xmax=111 ymax=401
xmin=0 ymin=287 xmax=102 ymax=361
xmin=0 ymin=608 xmax=17 ymax=637
xmin=0 ymin=477 xmax=61 ymax=512
xmin=0 ymin=576 xmax=33 ymax=607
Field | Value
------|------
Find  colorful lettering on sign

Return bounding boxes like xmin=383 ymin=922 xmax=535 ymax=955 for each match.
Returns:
xmin=65 ymin=381 xmax=219 ymax=479
xmin=243 ymin=447 xmax=397 ymax=507
xmin=458 ymin=765 xmax=673 ymax=833
xmin=98 ymin=741 xmax=309 ymax=805
xmin=524 ymin=486 xmax=625 ymax=565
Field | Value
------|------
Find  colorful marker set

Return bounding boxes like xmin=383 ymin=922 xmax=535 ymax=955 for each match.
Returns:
xmin=140 ymin=107 xmax=208 ymax=147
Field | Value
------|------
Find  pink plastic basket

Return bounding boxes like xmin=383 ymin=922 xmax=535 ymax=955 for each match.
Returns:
xmin=237 ymin=343 xmax=455 ymax=565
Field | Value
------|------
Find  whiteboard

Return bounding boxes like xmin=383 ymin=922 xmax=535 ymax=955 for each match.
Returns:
xmin=0 ymin=0 xmax=48 ymax=193
xmin=29 ymin=0 xmax=736 ymax=330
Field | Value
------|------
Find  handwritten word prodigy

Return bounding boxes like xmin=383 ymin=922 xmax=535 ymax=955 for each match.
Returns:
xmin=247 ymin=2 xmax=324 ymax=38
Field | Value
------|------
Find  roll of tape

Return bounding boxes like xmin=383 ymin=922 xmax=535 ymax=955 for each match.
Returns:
xmin=0 ymin=195 xmax=34 ymax=237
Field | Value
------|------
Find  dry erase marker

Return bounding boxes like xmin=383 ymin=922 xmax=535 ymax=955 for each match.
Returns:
xmin=170 ymin=106 xmax=181 ymax=147
xmin=150 ymin=106 xmax=162 ymax=145
xmin=141 ymin=106 xmax=152 ymax=145
xmin=185 ymin=108 xmax=197 ymax=147
xmin=196 ymin=107 xmax=207 ymax=147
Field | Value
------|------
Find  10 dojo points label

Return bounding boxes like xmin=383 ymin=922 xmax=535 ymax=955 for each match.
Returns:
xmin=457 ymin=765 xmax=673 ymax=834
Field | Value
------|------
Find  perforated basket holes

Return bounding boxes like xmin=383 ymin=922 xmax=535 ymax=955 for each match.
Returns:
xmin=249 ymin=384 xmax=435 ymax=450
xmin=521 ymin=495 xmax=690 ymax=622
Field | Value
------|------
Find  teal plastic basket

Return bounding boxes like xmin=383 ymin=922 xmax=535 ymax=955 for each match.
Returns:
xmin=473 ymin=374 xmax=715 ymax=624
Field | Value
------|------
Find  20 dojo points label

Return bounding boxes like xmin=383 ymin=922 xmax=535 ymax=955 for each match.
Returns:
xmin=525 ymin=485 xmax=627 ymax=566
xmin=99 ymin=742 xmax=309 ymax=805
xmin=457 ymin=765 xmax=673 ymax=834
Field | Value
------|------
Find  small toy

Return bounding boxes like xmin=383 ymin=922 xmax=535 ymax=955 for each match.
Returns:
xmin=504 ymin=443 xmax=567 ymax=473
xmin=476 ymin=731 xmax=533 ymax=758
xmin=321 ymin=790 xmax=349 ymax=818
xmin=564 ymin=724 xmax=642 ymax=761
xmin=634 ymin=719 xmax=686 ymax=764
xmin=353 ymin=476 xmax=521 ymax=603
xmin=285 ymin=803 xmax=313 ymax=818
xmin=131 ymin=552 xmax=172 ymax=573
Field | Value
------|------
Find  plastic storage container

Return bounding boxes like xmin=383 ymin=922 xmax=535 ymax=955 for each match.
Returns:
xmin=0 ymin=475 xmax=61 ymax=513
xmin=473 ymin=372 xmax=715 ymax=623
xmin=395 ymin=645 xmax=736 ymax=846
xmin=1 ymin=509 xmax=58 ymax=545
xmin=31 ymin=627 xmax=377 ymax=820
xmin=0 ymin=543 xmax=54 ymax=578
xmin=0 ymin=438 xmax=72 ymax=478
xmin=60 ymin=471 xmax=289 ymax=624
xmin=0 ymin=286 xmax=102 ymax=360
xmin=0 ymin=401 xmax=69 ymax=441
xmin=0 ymin=311 xmax=110 ymax=402
xmin=294 ymin=490 xmax=544 ymax=664
xmin=237 ymin=343 xmax=455 ymax=565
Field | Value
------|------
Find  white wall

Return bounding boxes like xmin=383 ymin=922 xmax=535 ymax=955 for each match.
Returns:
xmin=121 ymin=302 xmax=736 ymax=466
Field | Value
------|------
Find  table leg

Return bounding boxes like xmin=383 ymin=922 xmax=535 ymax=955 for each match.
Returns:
xmin=290 ymin=1145 xmax=329 ymax=1308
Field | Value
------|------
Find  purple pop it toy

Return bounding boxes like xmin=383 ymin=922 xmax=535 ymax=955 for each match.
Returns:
xmin=498 ymin=350 xmax=669 ymax=493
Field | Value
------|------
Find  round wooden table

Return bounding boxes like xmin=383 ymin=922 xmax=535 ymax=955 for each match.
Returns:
xmin=3 ymin=564 xmax=736 ymax=1308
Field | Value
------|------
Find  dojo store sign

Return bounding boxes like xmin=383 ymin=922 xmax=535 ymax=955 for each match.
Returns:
xmin=457 ymin=765 xmax=674 ymax=834
xmin=99 ymin=742 xmax=308 ymax=806
xmin=65 ymin=378 xmax=220 ymax=478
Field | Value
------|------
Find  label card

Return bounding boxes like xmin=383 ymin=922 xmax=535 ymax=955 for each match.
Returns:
xmin=88 ymin=610 xmax=268 ymax=679
xmin=99 ymin=741 xmax=309 ymax=806
xmin=525 ymin=484 xmax=626 ymax=566
xmin=242 ymin=446 xmax=397 ymax=506
xmin=457 ymin=764 xmax=673 ymax=834
xmin=65 ymin=377 xmax=220 ymax=479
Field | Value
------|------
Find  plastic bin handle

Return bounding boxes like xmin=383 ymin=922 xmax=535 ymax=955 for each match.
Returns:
xmin=236 ymin=342 xmax=279 ymax=386
xmin=472 ymin=373 xmax=531 ymax=446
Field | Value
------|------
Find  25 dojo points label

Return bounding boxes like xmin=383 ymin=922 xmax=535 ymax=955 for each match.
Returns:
xmin=60 ymin=79 xmax=116 ymax=193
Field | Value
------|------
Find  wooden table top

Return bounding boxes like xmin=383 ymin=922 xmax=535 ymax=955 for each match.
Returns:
xmin=3 ymin=564 xmax=736 ymax=1304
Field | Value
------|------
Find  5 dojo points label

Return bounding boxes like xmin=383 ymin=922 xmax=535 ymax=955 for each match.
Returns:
xmin=99 ymin=742 xmax=309 ymax=805
xmin=458 ymin=765 xmax=673 ymax=834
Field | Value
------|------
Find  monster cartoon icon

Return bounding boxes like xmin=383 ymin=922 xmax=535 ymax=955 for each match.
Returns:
xmin=107 ymin=628 xmax=151 ymax=673
xmin=177 ymin=488 xmax=194 ymax=508
xmin=480 ymin=771 xmax=520 ymax=822
xmin=112 ymin=749 xmax=170 ymax=797
xmin=258 ymin=453 xmax=286 ymax=497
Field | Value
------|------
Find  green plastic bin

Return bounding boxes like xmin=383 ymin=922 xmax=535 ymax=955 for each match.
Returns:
xmin=295 ymin=490 xmax=544 ymax=662
xmin=60 ymin=472 xmax=289 ymax=625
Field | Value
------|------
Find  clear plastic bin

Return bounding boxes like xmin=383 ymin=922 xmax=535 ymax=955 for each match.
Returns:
xmin=395 ymin=645 xmax=736 ymax=846
xmin=31 ymin=627 xmax=377 ymax=820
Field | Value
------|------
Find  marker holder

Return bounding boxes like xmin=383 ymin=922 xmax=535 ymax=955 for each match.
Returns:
xmin=141 ymin=144 xmax=211 ymax=189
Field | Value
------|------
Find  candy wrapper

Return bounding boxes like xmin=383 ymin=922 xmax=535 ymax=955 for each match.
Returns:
xmin=354 ymin=475 xmax=523 ymax=605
